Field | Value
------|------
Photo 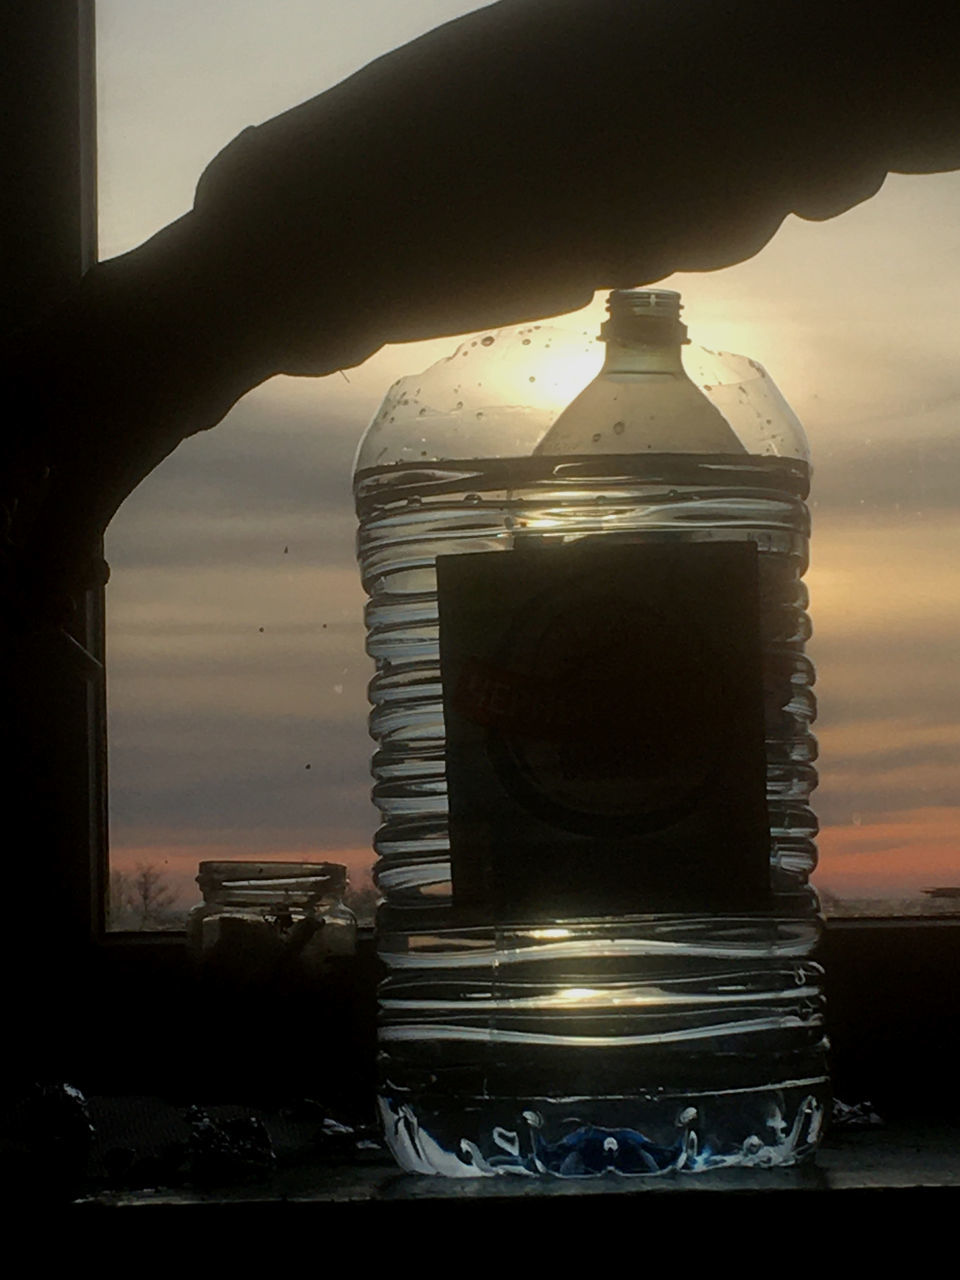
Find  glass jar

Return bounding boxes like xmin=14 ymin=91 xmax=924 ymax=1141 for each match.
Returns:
xmin=187 ymin=861 xmax=357 ymax=984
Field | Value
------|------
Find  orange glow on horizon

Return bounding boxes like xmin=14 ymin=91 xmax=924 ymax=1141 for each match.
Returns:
xmin=818 ymin=808 xmax=960 ymax=897
xmin=114 ymin=810 xmax=960 ymax=908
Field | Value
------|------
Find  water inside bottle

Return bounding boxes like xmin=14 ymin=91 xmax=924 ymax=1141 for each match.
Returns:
xmin=356 ymin=449 xmax=827 ymax=1175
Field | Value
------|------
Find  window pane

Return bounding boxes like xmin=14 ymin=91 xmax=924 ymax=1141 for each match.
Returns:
xmin=99 ymin=1 xmax=960 ymax=927
xmin=99 ymin=1 xmax=491 ymax=927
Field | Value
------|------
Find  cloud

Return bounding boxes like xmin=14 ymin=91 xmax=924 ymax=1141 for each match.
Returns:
xmin=812 ymin=528 xmax=960 ymax=826
xmin=812 ymin=429 xmax=960 ymax=516
xmin=106 ymin=387 xmax=366 ymax=572
xmin=109 ymin=702 xmax=376 ymax=848
xmin=107 ymin=562 xmax=365 ymax=653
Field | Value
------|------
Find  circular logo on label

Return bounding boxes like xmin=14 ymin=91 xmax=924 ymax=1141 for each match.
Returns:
xmin=487 ymin=575 xmax=725 ymax=836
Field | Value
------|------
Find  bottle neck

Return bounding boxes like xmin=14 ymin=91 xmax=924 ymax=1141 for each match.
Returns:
xmin=598 ymin=312 xmax=687 ymax=376
xmin=600 ymin=336 xmax=685 ymax=376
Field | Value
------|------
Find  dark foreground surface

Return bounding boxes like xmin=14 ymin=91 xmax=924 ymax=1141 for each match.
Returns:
xmin=67 ymin=1096 xmax=960 ymax=1206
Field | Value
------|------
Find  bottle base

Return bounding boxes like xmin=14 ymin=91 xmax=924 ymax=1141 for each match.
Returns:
xmin=378 ymin=1080 xmax=828 ymax=1177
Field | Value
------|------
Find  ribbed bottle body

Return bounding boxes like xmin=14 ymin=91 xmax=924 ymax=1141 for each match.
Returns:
xmin=355 ymin=451 xmax=827 ymax=1176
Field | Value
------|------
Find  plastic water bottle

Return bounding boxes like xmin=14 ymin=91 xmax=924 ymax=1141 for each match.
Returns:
xmin=353 ymin=289 xmax=827 ymax=1176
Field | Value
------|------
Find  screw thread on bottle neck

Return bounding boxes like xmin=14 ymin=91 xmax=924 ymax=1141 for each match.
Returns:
xmin=600 ymin=288 xmax=688 ymax=348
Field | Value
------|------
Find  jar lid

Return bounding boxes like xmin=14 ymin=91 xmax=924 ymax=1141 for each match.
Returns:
xmin=196 ymin=860 xmax=347 ymax=897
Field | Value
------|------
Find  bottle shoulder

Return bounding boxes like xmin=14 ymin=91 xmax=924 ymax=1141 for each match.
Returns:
xmin=535 ymin=370 xmax=747 ymax=457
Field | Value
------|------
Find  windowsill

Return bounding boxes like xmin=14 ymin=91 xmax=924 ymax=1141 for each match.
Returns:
xmin=60 ymin=916 xmax=960 ymax=1214
xmin=84 ymin=918 xmax=960 ymax=1096
xmin=92 ymin=913 xmax=960 ymax=959
xmin=76 ymin=1120 xmax=960 ymax=1209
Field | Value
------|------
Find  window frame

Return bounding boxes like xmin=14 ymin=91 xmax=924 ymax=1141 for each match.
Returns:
xmin=3 ymin=0 xmax=107 ymax=946
xmin=5 ymin=0 xmax=959 ymax=1122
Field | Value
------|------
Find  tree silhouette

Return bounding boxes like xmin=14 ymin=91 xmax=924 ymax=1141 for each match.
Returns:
xmin=109 ymin=862 xmax=184 ymax=931
xmin=344 ymin=878 xmax=380 ymax=926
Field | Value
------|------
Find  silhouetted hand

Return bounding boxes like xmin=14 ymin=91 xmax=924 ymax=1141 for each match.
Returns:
xmin=5 ymin=0 xmax=959 ymax=615
xmin=191 ymin=0 xmax=960 ymax=375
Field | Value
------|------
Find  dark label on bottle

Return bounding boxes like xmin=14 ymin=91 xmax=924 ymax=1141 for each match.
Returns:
xmin=438 ymin=540 xmax=770 ymax=921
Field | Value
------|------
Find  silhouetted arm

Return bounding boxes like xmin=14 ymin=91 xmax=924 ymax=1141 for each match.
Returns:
xmin=5 ymin=0 xmax=959 ymax=612
xmin=192 ymin=0 xmax=960 ymax=373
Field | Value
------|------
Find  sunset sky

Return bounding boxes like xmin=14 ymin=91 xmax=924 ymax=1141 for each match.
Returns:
xmin=98 ymin=1 xmax=960 ymax=910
